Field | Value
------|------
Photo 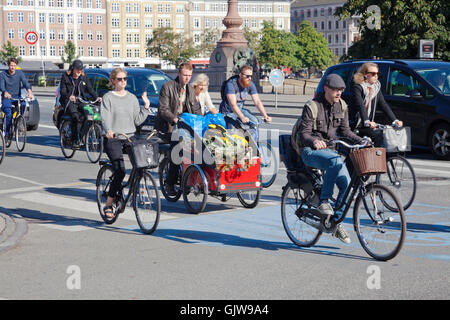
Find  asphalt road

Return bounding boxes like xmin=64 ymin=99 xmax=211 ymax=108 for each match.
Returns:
xmin=0 ymin=94 xmax=448 ymax=304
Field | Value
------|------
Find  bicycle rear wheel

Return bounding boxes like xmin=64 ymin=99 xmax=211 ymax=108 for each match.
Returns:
xmin=59 ymin=120 xmax=76 ymax=159
xmin=86 ymin=123 xmax=103 ymax=163
xmin=15 ymin=115 xmax=26 ymax=152
xmin=0 ymin=132 xmax=5 ymax=165
xmin=182 ymin=165 xmax=208 ymax=214
xmin=96 ymin=164 xmax=119 ymax=224
xmin=281 ymin=184 xmax=322 ymax=247
xmin=237 ymin=189 xmax=261 ymax=208
xmin=376 ymin=155 xmax=416 ymax=211
xmin=353 ymin=184 xmax=406 ymax=261
xmin=133 ymin=171 xmax=160 ymax=234
xmin=259 ymin=141 xmax=278 ymax=188
xmin=158 ymin=156 xmax=182 ymax=202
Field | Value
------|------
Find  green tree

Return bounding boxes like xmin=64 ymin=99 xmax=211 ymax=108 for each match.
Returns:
xmin=243 ymin=27 xmax=262 ymax=61
xmin=61 ymin=40 xmax=77 ymax=65
xmin=295 ymin=21 xmax=334 ymax=76
xmin=0 ymin=41 xmax=21 ymax=65
xmin=336 ymin=0 xmax=450 ymax=60
xmin=146 ymin=27 xmax=197 ymax=67
xmin=196 ymin=28 xmax=221 ymax=57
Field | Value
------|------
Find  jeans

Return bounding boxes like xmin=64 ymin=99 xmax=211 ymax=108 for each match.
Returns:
xmin=1 ymin=96 xmax=25 ymax=136
xmin=301 ymin=147 xmax=350 ymax=207
xmin=222 ymin=107 xmax=259 ymax=143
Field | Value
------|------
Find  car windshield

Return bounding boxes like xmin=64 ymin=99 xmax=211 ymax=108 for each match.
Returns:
xmin=126 ymin=73 xmax=171 ymax=97
xmin=415 ymin=66 xmax=450 ymax=94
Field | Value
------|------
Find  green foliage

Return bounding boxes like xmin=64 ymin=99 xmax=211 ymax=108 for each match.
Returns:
xmin=61 ymin=40 xmax=77 ymax=65
xmin=243 ymin=27 xmax=262 ymax=60
xmin=0 ymin=41 xmax=21 ymax=65
xmin=196 ymin=28 xmax=221 ymax=57
xmin=336 ymin=0 xmax=450 ymax=60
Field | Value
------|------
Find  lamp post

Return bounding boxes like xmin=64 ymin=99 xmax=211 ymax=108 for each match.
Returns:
xmin=217 ymin=0 xmax=248 ymax=48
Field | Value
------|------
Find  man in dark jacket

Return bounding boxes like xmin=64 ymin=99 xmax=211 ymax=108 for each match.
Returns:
xmin=154 ymin=62 xmax=202 ymax=194
xmin=294 ymin=74 xmax=366 ymax=244
xmin=0 ymin=58 xmax=33 ymax=138
xmin=59 ymin=59 xmax=99 ymax=149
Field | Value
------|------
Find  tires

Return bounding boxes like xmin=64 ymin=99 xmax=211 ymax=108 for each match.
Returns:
xmin=429 ymin=123 xmax=450 ymax=160
xmin=0 ymin=132 xmax=5 ymax=165
xmin=182 ymin=165 xmax=208 ymax=214
xmin=96 ymin=165 xmax=119 ymax=224
xmin=376 ymin=155 xmax=416 ymax=211
xmin=86 ymin=123 xmax=103 ymax=163
xmin=59 ymin=120 xmax=76 ymax=159
xmin=133 ymin=171 xmax=160 ymax=234
xmin=258 ymin=142 xmax=278 ymax=188
xmin=15 ymin=115 xmax=26 ymax=152
xmin=281 ymin=184 xmax=322 ymax=247
xmin=158 ymin=156 xmax=182 ymax=202
xmin=237 ymin=189 xmax=261 ymax=208
xmin=353 ymin=184 xmax=406 ymax=261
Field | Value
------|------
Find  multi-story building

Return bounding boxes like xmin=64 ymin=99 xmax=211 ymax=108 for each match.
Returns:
xmin=1 ymin=0 xmax=292 ymax=67
xmin=290 ymin=0 xmax=360 ymax=58
xmin=1 ymin=0 xmax=108 ymax=67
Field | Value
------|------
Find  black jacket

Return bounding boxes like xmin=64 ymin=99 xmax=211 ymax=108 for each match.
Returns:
xmin=349 ymin=83 xmax=396 ymax=129
xmin=59 ymin=72 xmax=97 ymax=109
xmin=154 ymin=77 xmax=202 ymax=135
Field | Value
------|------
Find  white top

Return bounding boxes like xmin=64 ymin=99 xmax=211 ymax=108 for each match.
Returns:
xmin=197 ymin=91 xmax=214 ymax=115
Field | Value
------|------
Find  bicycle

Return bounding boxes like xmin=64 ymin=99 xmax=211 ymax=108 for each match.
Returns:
xmin=0 ymin=127 xmax=5 ymax=165
xmin=224 ymin=115 xmax=278 ymax=188
xmin=1 ymin=97 xmax=29 ymax=152
xmin=59 ymin=97 xmax=103 ymax=163
xmin=280 ymin=136 xmax=406 ymax=261
xmin=95 ymin=133 xmax=160 ymax=234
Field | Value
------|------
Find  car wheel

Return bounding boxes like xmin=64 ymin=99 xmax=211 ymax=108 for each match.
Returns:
xmin=429 ymin=123 xmax=450 ymax=160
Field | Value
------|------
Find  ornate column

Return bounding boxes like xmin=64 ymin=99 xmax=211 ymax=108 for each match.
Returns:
xmin=217 ymin=0 xmax=248 ymax=48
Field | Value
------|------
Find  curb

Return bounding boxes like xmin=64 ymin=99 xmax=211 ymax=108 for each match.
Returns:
xmin=0 ymin=211 xmax=28 ymax=254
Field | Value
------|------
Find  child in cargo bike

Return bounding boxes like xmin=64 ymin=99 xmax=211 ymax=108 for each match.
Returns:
xmin=292 ymin=74 xmax=369 ymax=244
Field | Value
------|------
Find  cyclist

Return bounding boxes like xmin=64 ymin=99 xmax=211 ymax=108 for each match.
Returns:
xmin=154 ymin=62 xmax=202 ymax=196
xmin=0 ymin=58 xmax=33 ymax=138
xmin=219 ymin=65 xmax=271 ymax=141
xmin=349 ymin=62 xmax=403 ymax=147
xmin=293 ymin=74 xmax=367 ymax=244
xmin=192 ymin=73 xmax=218 ymax=115
xmin=101 ymin=68 xmax=150 ymax=218
xmin=59 ymin=59 xmax=99 ymax=149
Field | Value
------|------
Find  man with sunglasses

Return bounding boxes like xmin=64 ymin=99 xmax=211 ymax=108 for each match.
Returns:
xmin=219 ymin=65 xmax=271 ymax=137
xmin=350 ymin=62 xmax=403 ymax=147
xmin=59 ymin=59 xmax=99 ymax=149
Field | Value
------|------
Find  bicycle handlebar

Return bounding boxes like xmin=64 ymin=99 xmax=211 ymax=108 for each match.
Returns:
xmin=328 ymin=137 xmax=371 ymax=149
xmin=77 ymin=97 xmax=101 ymax=104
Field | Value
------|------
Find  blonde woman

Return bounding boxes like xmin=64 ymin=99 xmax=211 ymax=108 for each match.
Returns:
xmin=101 ymin=68 xmax=150 ymax=218
xmin=192 ymin=73 xmax=218 ymax=115
xmin=350 ymin=62 xmax=402 ymax=146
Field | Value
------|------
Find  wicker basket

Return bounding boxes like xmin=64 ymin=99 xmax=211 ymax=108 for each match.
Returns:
xmin=349 ymin=148 xmax=387 ymax=176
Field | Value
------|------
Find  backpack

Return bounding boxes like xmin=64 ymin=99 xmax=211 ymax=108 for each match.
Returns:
xmin=220 ymin=75 xmax=240 ymax=104
xmin=291 ymin=99 xmax=348 ymax=155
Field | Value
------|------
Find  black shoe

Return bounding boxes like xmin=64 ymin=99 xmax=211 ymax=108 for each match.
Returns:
xmin=166 ymin=184 xmax=177 ymax=197
xmin=72 ymin=141 xmax=80 ymax=150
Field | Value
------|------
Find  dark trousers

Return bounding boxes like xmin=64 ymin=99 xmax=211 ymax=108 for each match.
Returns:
xmin=167 ymin=140 xmax=180 ymax=186
xmin=67 ymin=101 xmax=84 ymax=142
xmin=104 ymin=137 xmax=132 ymax=198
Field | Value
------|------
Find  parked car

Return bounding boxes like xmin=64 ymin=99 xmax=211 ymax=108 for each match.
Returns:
xmin=316 ymin=59 xmax=450 ymax=160
xmin=0 ymin=64 xmax=40 ymax=131
xmin=53 ymin=68 xmax=172 ymax=132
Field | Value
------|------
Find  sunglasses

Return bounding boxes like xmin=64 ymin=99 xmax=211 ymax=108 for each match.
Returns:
xmin=366 ymin=72 xmax=379 ymax=77
xmin=115 ymin=77 xmax=128 ymax=82
xmin=242 ymin=74 xmax=252 ymax=79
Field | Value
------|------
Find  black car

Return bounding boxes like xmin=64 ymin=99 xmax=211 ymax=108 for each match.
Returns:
xmin=84 ymin=68 xmax=172 ymax=131
xmin=316 ymin=59 xmax=450 ymax=160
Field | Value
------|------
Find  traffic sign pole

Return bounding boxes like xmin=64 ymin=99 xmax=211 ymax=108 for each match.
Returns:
xmin=269 ymin=69 xmax=285 ymax=109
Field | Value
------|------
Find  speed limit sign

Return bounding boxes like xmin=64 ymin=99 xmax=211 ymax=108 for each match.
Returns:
xmin=25 ymin=31 xmax=38 ymax=45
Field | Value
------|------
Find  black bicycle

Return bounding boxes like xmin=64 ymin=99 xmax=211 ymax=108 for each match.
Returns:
xmin=96 ymin=133 xmax=160 ymax=234
xmin=1 ymin=97 xmax=28 ymax=152
xmin=0 ymin=127 xmax=5 ymax=165
xmin=280 ymin=136 xmax=406 ymax=261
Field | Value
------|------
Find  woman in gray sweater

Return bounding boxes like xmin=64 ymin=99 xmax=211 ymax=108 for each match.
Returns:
xmin=101 ymin=67 xmax=150 ymax=218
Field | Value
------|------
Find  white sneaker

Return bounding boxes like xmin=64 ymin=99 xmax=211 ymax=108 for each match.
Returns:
xmin=333 ymin=224 xmax=351 ymax=244
xmin=318 ymin=201 xmax=334 ymax=216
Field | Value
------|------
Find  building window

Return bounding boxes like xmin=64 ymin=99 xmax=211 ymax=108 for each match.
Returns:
xmin=30 ymin=46 xmax=36 ymax=56
xmin=19 ymin=46 xmax=26 ymax=56
xmin=18 ymin=29 xmax=25 ymax=39
xmin=112 ymin=18 xmax=120 ymax=28
xmin=50 ymin=46 xmax=56 ymax=56
xmin=49 ymin=29 xmax=55 ymax=40
xmin=88 ymin=46 xmax=94 ymax=57
xmin=68 ymin=30 xmax=73 ymax=40
xmin=28 ymin=12 xmax=34 ymax=23
xmin=87 ymin=14 xmax=93 ymax=24
xmin=112 ymin=34 xmax=120 ymax=43
xmin=96 ymin=0 xmax=101 ymax=9
xmin=193 ymin=18 xmax=200 ymax=28
xmin=96 ymin=31 xmax=103 ymax=41
xmin=59 ymin=46 xmax=64 ymax=56
xmin=87 ymin=30 xmax=93 ymax=41
xmin=97 ymin=47 xmax=103 ymax=57
xmin=96 ymin=15 xmax=102 ymax=25
xmin=18 ymin=12 xmax=24 ymax=23
xmin=144 ymin=4 xmax=152 ymax=12
xmin=40 ymin=46 xmax=46 ymax=56
xmin=8 ymin=29 xmax=14 ymax=39
xmin=58 ymin=13 xmax=63 ymax=24
xmin=112 ymin=49 xmax=120 ymax=58
xmin=78 ymin=47 xmax=84 ymax=56
xmin=8 ymin=12 xmax=14 ymax=23
xmin=111 ymin=3 xmax=119 ymax=12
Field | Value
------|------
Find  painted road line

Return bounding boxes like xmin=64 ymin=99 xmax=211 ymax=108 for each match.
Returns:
xmin=0 ymin=173 xmax=46 ymax=186
xmin=38 ymin=124 xmax=58 ymax=130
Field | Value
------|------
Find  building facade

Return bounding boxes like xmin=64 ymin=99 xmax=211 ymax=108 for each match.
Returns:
xmin=1 ymin=0 xmax=292 ymax=68
xmin=290 ymin=0 xmax=360 ymax=58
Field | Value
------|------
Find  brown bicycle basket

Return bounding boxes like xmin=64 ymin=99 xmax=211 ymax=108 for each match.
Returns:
xmin=349 ymin=147 xmax=387 ymax=176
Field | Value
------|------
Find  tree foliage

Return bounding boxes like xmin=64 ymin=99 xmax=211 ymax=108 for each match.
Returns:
xmin=61 ymin=40 xmax=77 ymax=65
xmin=336 ymin=0 xmax=450 ymax=60
xmin=0 ymin=41 xmax=21 ymax=65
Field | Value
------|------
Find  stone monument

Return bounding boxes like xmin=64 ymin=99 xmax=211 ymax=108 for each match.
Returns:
xmin=207 ymin=0 xmax=259 ymax=91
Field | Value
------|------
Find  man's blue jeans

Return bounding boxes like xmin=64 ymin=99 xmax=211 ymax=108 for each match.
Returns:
xmin=301 ymin=147 xmax=350 ymax=207
xmin=1 ymin=96 xmax=24 ymax=137
xmin=223 ymin=107 xmax=259 ymax=143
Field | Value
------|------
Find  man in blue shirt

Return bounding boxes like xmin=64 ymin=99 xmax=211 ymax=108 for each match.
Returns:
xmin=0 ymin=58 xmax=33 ymax=137
xmin=220 ymin=65 xmax=271 ymax=139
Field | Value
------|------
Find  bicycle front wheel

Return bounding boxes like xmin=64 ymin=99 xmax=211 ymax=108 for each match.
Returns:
xmin=59 ymin=120 xmax=76 ymax=159
xmin=237 ymin=189 xmax=261 ymax=208
xmin=15 ymin=115 xmax=26 ymax=152
xmin=158 ymin=156 xmax=182 ymax=202
xmin=376 ymin=155 xmax=416 ymax=211
xmin=133 ymin=171 xmax=160 ymax=234
xmin=86 ymin=123 xmax=103 ymax=163
xmin=0 ymin=132 xmax=5 ymax=165
xmin=353 ymin=184 xmax=406 ymax=261
xmin=259 ymin=141 xmax=278 ymax=188
xmin=281 ymin=184 xmax=322 ymax=247
xmin=182 ymin=165 xmax=208 ymax=214
xmin=96 ymin=164 xmax=119 ymax=224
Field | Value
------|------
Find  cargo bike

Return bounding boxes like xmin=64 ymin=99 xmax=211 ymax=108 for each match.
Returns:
xmin=158 ymin=117 xmax=263 ymax=214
